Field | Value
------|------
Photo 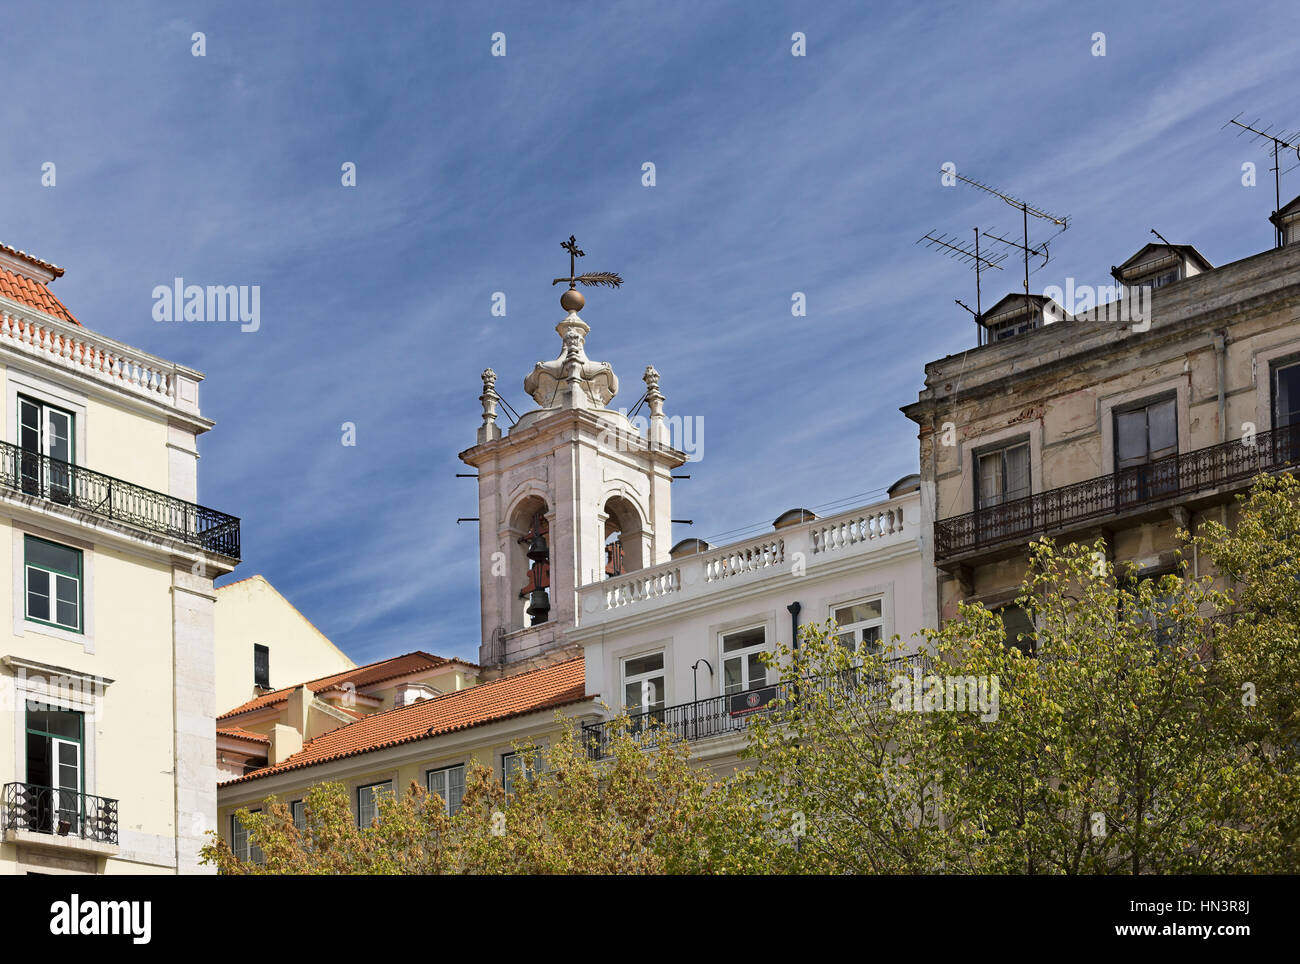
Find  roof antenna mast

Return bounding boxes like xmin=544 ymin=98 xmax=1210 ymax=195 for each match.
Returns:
xmin=1224 ymin=114 xmax=1300 ymax=249
xmin=917 ymin=228 xmax=1007 ymax=345
xmin=942 ymin=169 xmax=1070 ymax=337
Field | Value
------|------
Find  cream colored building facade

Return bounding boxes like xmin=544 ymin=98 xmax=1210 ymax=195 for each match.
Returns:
xmin=215 ymin=574 xmax=355 ymax=715
xmin=0 ymin=243 xmax=241 ymax=874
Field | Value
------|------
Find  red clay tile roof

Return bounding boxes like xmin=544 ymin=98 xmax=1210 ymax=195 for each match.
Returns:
xmin=0 ymin=242 xmax=64 ymax=278
xmin=217 ymin=651 xmax=464 ymax=720
xmin=219 ymin=657 xmax=591 ymax=786
xmin=0 ymin=264 xmax=80 ymax=325
xmin=217 ymin=726 xmax=271 ymax=745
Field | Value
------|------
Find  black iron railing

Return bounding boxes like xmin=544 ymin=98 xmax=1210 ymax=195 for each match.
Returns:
xmin=2 ymin=782 xmax=119 ymax=845
xmin=581 ymin=652 xmax=931 ymax=760
xmin=935 ymin=424 xmax=1300 ymax=561
xmin=0 ymin=439 xmax=240 ymax=559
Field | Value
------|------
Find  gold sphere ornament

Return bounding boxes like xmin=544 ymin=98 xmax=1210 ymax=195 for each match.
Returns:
xmin=560 ymin=287 xmax=585 ymax=312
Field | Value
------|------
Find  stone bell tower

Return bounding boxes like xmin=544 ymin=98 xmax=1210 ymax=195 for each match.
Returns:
xmin=459 ymin=243 xmax=686 ymax=676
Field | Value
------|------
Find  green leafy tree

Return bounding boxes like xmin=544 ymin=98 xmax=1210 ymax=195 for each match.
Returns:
xmin=746 ymin=525 xmax=1295 ymax=873
xmin=201 ymin=714 xmax=774 ymax=875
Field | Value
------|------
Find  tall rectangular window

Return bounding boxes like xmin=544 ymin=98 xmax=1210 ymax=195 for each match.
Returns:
xmin=721 ymin=626 xmax=768 ymax=695
xmin=24 ymin=535 xmax=82 ymax=632
xmin=1276 ymin=358 xmax=1300 ymax=428
xmin=621 ymin=652 xmax=665 ymax=714
xmin=501 ymin=751 xmax=542 ymax=801
xmin=427 ymin=764 xmax=466 ymax=816
xmin=25 ymin=705 xmax=83 ymax=834
xmin=976 ymin=441 xmax=1030 ymax=510
xmin=833 ymin=599 xmax=884 ymax=655
xmin=253 ymin=644 xmax=270 ymax=689
xmin=1272 ymin=358 xmax=1300 ymax=464
xmin=1115 ymin=396 xmax=1178 ymax=504
xmin=290 ymin=800 xmax=306 ymax=832
xmin=231 ymin=811 xmax=264 ymax=864
xmin=18 ymin=395 xmax=74 ymax=501
xmin=357 ymin=781 xmax=392 ymax=827
xmin=1115 ymin=397 xmax=1177 ymax=468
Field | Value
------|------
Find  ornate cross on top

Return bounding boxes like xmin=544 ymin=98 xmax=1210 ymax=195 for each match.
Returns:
xmin=551 ymin=235 xmax=623 ymax=290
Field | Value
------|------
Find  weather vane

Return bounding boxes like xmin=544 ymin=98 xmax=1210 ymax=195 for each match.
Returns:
xmin=552 ymin=235 xmax=622 ymax=311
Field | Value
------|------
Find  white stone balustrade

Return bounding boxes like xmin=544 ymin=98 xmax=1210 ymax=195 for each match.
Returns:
xmin=0 ymin=305 xmax=190 ymax=410
xmin=579 ymin=494 xmax=916 ymax=623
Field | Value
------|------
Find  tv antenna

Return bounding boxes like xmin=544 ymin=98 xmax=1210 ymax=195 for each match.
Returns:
xmin=917 ymin=228 xmax=1007 ymax=344
xmin=1224 ymin=114 xmax=1300 ymax=248
xmin=944 ymin=169 xmax=1070 ymax=325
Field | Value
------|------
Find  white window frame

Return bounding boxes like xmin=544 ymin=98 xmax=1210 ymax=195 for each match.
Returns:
xmin=290 ymin=799 xmax=306 ymax=831
xmin=501 ymin=749 xmax=543 ymax=801
xmin=719 ymin=624 xmax=769 ymax=696
xmin=829 ymin=596 xmax=886 ymax=656
xmin=356 ymin=780 xmax=393 ymax=827
xmin=231 ymin=810 xmax=264 ymax=864
xmin=620 ymin=650 xmax=666 ymax=715
xmin=426 ymin=764 xmax=466 ymax=816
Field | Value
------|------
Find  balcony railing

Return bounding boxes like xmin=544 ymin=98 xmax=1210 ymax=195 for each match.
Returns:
xmin=2 ymin=782 xmax=119 ymax=846
xmin=0 ymin=439 xmax=240 ymax=559
xmin=580 ymin=652 xmax=930 ymax=760
xmin=935 ymin=424 xmax=1300 ymax=562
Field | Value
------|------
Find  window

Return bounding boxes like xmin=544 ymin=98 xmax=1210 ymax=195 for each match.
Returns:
xmin=230 ymin=811 xmax=264 ymax=864
xmin=501 ymin=750 xmax=541 ymax=800
xmin=18 ymin=395 xmax=75 ymax=501
xmin=24 ymin=536 xmax=82 ymax=632
xmin=253 ymin=644 xmax=270 ymax=689
xmin=357 ymin=781 xmax=393 ymax=827
xmin=1131 ymin=267 xmax=1180 ymax=290
xmin=25 ymin=705 xmax=83 ymax=834
xmin=998 ymin=604 xmax=1036 ymax=656
xmin=1276 ymin=358 xmax=1300 ymax=428
xmin=621 ymin=652 xmax=665 ymax=715
xmin=427 ymin=764 xmax=466 ymax=816
xmin=721 ymin=626 xmax=768 ymax=695
xmin=290 ymin=800 xmax=306 ymax=831
xmin=976 ymin=441 xmax=1030 ymax=510
xmin=1273 ymin=357 xmax=1300 ymax=463
xmin=832 ymin=599 xmax=884 ymax=656
xmin=1115 ymin=396 xmax=1178 ymax=503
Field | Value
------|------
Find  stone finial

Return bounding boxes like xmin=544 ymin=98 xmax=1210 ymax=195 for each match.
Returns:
xmin=643 ymin=365 xmax=665 ymax=418
xmin=478 ymin=368 xmax=502 ymax=443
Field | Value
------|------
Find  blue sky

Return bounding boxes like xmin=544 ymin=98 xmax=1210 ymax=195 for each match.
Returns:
xmin=4 ymin=1 xmax=1298 ymax=665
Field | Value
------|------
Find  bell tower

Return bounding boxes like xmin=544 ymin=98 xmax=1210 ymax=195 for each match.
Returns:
xmin=459 ymin=239 xmax=686 ymax=676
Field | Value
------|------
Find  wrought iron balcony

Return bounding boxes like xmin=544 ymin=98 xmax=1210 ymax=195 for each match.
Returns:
xmin=2 ymin=781 xmax=119 ymax=846
xmin=580 ymin=652 xmax=930 ymax=760
xmin=0 ymin=439 xmax=240 ymax=559
xmin=934 ymin=424 xmax=1300 ymax=563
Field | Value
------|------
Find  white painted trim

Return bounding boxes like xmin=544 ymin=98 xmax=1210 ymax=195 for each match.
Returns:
xmin=1252 ymin=338 xmax=1300 ymax=432
xmin=6 ymin=366 xmax=88 ymax=467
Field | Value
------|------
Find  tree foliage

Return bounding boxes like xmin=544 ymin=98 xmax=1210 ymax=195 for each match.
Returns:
xmin=205 ymin=476 xmax=1300 ymax=874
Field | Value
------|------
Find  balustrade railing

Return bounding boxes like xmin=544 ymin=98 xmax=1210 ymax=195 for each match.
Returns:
xmin=935 ymin=425 xmax=1300 ymax=561
xmin=0 ymin=439 xmax=240 ymax=558
xmin=580 ymin=652 xmax=929 ymax=759
xmin=2 ymin=782 xmax=119 ymax=845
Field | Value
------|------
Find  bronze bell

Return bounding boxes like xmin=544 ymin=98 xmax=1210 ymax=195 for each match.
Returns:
xmin=527 ymin=589 xmax=550 ymax=625
xmin=527 ymin=531 xmax=548 ymax=564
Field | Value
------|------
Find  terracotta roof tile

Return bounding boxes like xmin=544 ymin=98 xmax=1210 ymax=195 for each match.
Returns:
xmin=0 ymin=242 xmax=64 ymax=278
xmin=0 ymin=264 xmax=80 ymax=325
xmin=217 ymin=726 xmax=271 ymax=745
xmin=218 ymin=651 xmax=458 ymax=720
xmin=219 ymin=657 xmax=591 ymax=787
